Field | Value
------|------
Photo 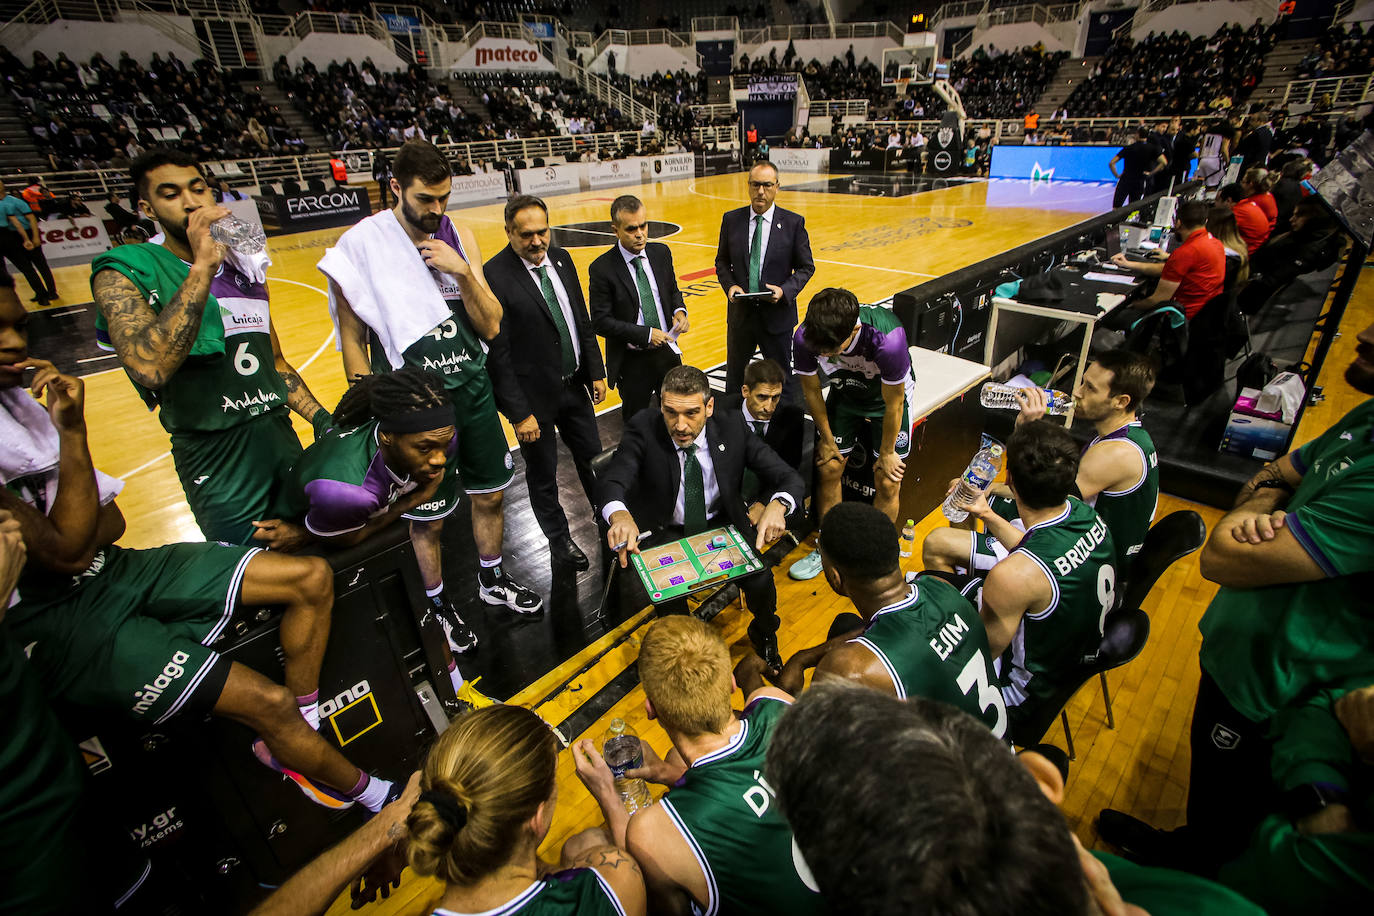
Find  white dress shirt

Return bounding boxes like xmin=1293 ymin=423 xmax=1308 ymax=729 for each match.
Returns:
xmin=601 ymin=426 xmax=794 ymax=527
xmin=522 ymin=253 xmax=582 ymax=367
xmin=742 ymin=403 xmax=769 ymax=436
xmin=619 ymin=242 xmax=683 ymax=349
xmin=748 ymin=204 xmax=776 ymax=272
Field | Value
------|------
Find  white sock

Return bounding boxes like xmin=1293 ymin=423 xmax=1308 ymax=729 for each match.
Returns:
xmin=426 ymin=581 xmax=444 ymax=598
xmin=449 ymin=662 xmax=465 ymax=693
xmin=298 ymin=702 xmax=320 ymax=731
xmin=354 ymin=775 xmax=393 ymax=813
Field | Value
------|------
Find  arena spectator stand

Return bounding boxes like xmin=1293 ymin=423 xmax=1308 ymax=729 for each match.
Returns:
xmin=1066 ymin=23 xmax=1276 ymax=117
xmin=1296 ymin=21 xmax=1374 ymax=78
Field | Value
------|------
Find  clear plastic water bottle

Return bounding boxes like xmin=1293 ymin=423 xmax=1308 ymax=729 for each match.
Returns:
xmin=900 ymin=519 xmax=915 ymax=560
xmin=980 ymin=381 xmax=1073 ymax=416
xmin=602 ymin=718 xmax=652 ymax=814
xmin=942 ymin=443 xmax=1005 ymax=524
xmin=209 ymin=214 xmax=267 ymax=255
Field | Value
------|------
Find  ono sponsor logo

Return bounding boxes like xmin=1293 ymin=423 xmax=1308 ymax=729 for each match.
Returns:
xmin=319 ymin=679 xmax=373 ymax=717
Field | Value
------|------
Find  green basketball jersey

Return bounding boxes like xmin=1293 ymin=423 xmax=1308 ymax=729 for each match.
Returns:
xmin=851 ymin=576 xmax=1008 ymax=739
xmin=792 ymin=305 xmax=915 ymax=416
xmin=98 ymin=256 xmax=287 ymax=434
xmin=659 ymin=697 xmax=825 ymax=916
xmin=1000 ymin=497 xmax=1117 ymax=707
xmin=1086 ymin=422 xmax=1159 ymax=563
xmin=433 ymin=868 xmax=626 ymax=916
xmin=1200 ymin=398 xmax=1374 ymax=722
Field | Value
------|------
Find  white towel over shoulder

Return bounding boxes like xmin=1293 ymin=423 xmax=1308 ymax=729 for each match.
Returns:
xmin=318 ymin=209 xmax=450 ymax=370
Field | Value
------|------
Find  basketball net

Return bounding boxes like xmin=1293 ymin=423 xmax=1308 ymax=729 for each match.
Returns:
xmin=896 ymin=78 xmax=910 ymax=95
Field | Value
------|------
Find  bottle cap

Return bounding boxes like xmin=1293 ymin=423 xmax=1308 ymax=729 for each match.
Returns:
xmin=989 ymin=445 xmax=1004 ymax=456
xmin=905 ymin=519 xmax=914 ymax=526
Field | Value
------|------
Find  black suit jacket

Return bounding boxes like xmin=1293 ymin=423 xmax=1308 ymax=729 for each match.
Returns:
xmin=715 ymin=205 xmax=815 ymax=335
xmin=715 ymin=392 xmax=805 ymax=473
xmin=596 ymin=409 xmax=805 ymax=539
xmin=588 ymin=241 xmax=686 ymax=388
xmin=484 ymin=244 xmax=605 ymax=424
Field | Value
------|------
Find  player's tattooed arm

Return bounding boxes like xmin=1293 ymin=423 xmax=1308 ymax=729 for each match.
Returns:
xmin=92 ymin=267 xmax=211 ymax=389
xmin=570 ymin=844 xmax=650 ymax=915
xmin=270 ymin=325 xmax=327 ymax=423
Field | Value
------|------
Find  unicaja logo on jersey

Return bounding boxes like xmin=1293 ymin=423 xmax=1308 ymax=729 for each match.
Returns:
xmin=132 ymin=650 xmax=192 ymax=715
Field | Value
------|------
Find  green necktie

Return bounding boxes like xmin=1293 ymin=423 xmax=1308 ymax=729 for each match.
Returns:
xmin=751 ymin=420 xmax=766 ymax=437
xmin=681 ymin=445 xmax=708 ymax=535
xmin=744 ymin=420 xmax=764 ymax=500
xmin=633 ymin=255 xmax=661 ymax=331
xmin=748 ymin=213 xmax=764 ymax=293
xmin=536 ymin=265 xmax=576 ymax=377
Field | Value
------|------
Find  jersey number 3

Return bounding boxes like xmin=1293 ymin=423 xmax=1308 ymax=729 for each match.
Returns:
xmin=957 ymin=649 xmax=1008 ymax=739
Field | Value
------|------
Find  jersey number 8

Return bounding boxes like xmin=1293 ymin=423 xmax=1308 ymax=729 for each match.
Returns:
xmin=1096 ymin=565 xmax=1116 ymax=636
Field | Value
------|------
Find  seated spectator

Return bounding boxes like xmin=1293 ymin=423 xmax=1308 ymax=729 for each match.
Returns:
xmin=409 ymin=705 xmax=646 ymax=916
xmin=767 ymin=684 xmax=1266 ymax=916
xmin=573 ymin=615 xmax=825 ymax=915
xmin=1207 ymin=203 xmax=1251 ymax=289
xmin=0 ymin=281 xmax=399 ymax=815
xmin=763 ymin=502 xmax=1007 ymax=738
xmin=1219 ymin=181 xmax=1273 ymax=253
xmin=1241 ymin=167 xmax=1278 ymax=232
xmin=1111 ymin=199 xmax=1226 ymax=320
xmin=1238 ymin=198 xmax=1344 ymax=314
xmin=923 ymin=420 xmax=1116 ymax=744
xmin=925 ymin=349 xmax=1159 ymax=572
xmin=1271 ymin=157 xmax=1312 ymax=235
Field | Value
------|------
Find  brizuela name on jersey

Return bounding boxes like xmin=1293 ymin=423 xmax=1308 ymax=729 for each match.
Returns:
xmin=1052 ymin=515 xmax=1110 ymax=576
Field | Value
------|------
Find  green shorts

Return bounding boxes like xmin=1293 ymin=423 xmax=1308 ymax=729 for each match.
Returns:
xmin=405 ymin=381 xmax=514 ymax=522
xmin=171 ymin=410 xmax=303 ymax=545
xmin=826 ymin=386 xmax=918 ymax=459
xmin=11 ymin=543 xmax=259 ymax=725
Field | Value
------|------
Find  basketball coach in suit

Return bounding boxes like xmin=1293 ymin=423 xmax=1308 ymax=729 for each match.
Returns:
xmin=598 ymin=365 xmax=804 ymax=670
xmin=484 ymin=195 xmax=606 ymax=569
xmin=715 ymin=358 xmax=805 ymax=520
xmin=589 ymin=194 xmax=689 ymax=419
xmin=715 ymin=160 xmax=815 ymax=402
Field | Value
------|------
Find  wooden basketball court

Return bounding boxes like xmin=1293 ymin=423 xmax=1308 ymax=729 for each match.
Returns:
xmin=20 ymin=169 xmax=1366 ymax=913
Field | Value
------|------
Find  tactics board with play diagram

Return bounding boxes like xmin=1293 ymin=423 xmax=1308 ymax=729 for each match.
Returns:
xmin=631 ymin=526 xmax=764 ymax=602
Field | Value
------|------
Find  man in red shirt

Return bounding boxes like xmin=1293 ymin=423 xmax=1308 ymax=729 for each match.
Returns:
xmin=1219 ymin=183 xmax=1270 ymax=253
xmin=1111 ymin=199 xmax=1225 ymax=320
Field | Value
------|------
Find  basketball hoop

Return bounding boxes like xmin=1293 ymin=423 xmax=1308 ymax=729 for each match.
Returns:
xmin=896 ymin=78 xmax=910 ymax=95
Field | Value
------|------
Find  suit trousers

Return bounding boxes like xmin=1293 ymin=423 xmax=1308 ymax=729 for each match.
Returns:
xmin=617 ymin=346 xmax=681 ymax=420
xmin=625 ymin=524 xmax=780 ymax=636
xmin=726 ymin=309 xmax=800 ymax=404
xmin=0 ymin=232 xmax=50 ymax=302
xmin=517 ymin=380 xmax=603 ymax=541
xmin=1113 ymin=174 xmax=1149 ymax=209
xmin=29 ymin=243 xmax=56 ymax=298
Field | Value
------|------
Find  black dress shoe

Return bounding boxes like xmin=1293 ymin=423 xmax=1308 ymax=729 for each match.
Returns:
xmin=747 ymin=623 xmax=783 ymax=674
xmin=1096 ymin=809 xmax=1184 ymax=867
xmin=550 ymin=535 xmax=590 ymax=570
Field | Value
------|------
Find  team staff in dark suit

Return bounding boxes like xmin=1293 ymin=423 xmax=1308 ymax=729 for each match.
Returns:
xmin=715 ymin=160 xmax=815 ymax=402
xmin=484 ymin=195 xmax=607 ymax=569
xmin=589 ymin=195 xmax=689 ymax=419
xmin=715 ymin=358 xmax=805 ymax=522
xmin=597 ymin=366 xmax=804 ymax=670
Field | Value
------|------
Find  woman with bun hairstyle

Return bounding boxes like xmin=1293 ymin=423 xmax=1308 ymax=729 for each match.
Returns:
xmin=1241 ymin=167 xmax=1278 ymax=233
xmin=408 ymin=705 xmax=646 ymax=916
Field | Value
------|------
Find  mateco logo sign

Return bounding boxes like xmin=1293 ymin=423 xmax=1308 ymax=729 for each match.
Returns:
xmin=286 ymin=190 xmax=363 ymax=215
xmin=475 ymin=45 xmax=539 ymax=66
xmin=43 ymin=225 xmax=100 ymax=244
xmin=132 ymin=649 xmax=191 ymax=714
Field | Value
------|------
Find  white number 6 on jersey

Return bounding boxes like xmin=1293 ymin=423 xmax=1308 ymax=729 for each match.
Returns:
xmin=233 ymin=340 xmax=260 ymax=376
xmin=957 ymin=649 xmax=1008 ymax=739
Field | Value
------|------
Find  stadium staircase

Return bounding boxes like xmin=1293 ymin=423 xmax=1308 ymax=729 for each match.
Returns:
xmin=1036 ymin=54 xmax=1098 ymax=116
xmin=0 ymin=93 xmax=50 ymax=174
xmin=1250 ymin=37 xmax=1323 ymax=109
xmin=252 ymin=83 xmax=331 ymax=153
xmin=444 ymin=79 xmax=492 ymax=123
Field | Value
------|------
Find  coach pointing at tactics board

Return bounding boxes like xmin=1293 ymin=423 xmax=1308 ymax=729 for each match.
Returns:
xmin=716 ymin=160 xmax=815 ymax=402
xmin=484 ymin=195 xmax=607 ymax=570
